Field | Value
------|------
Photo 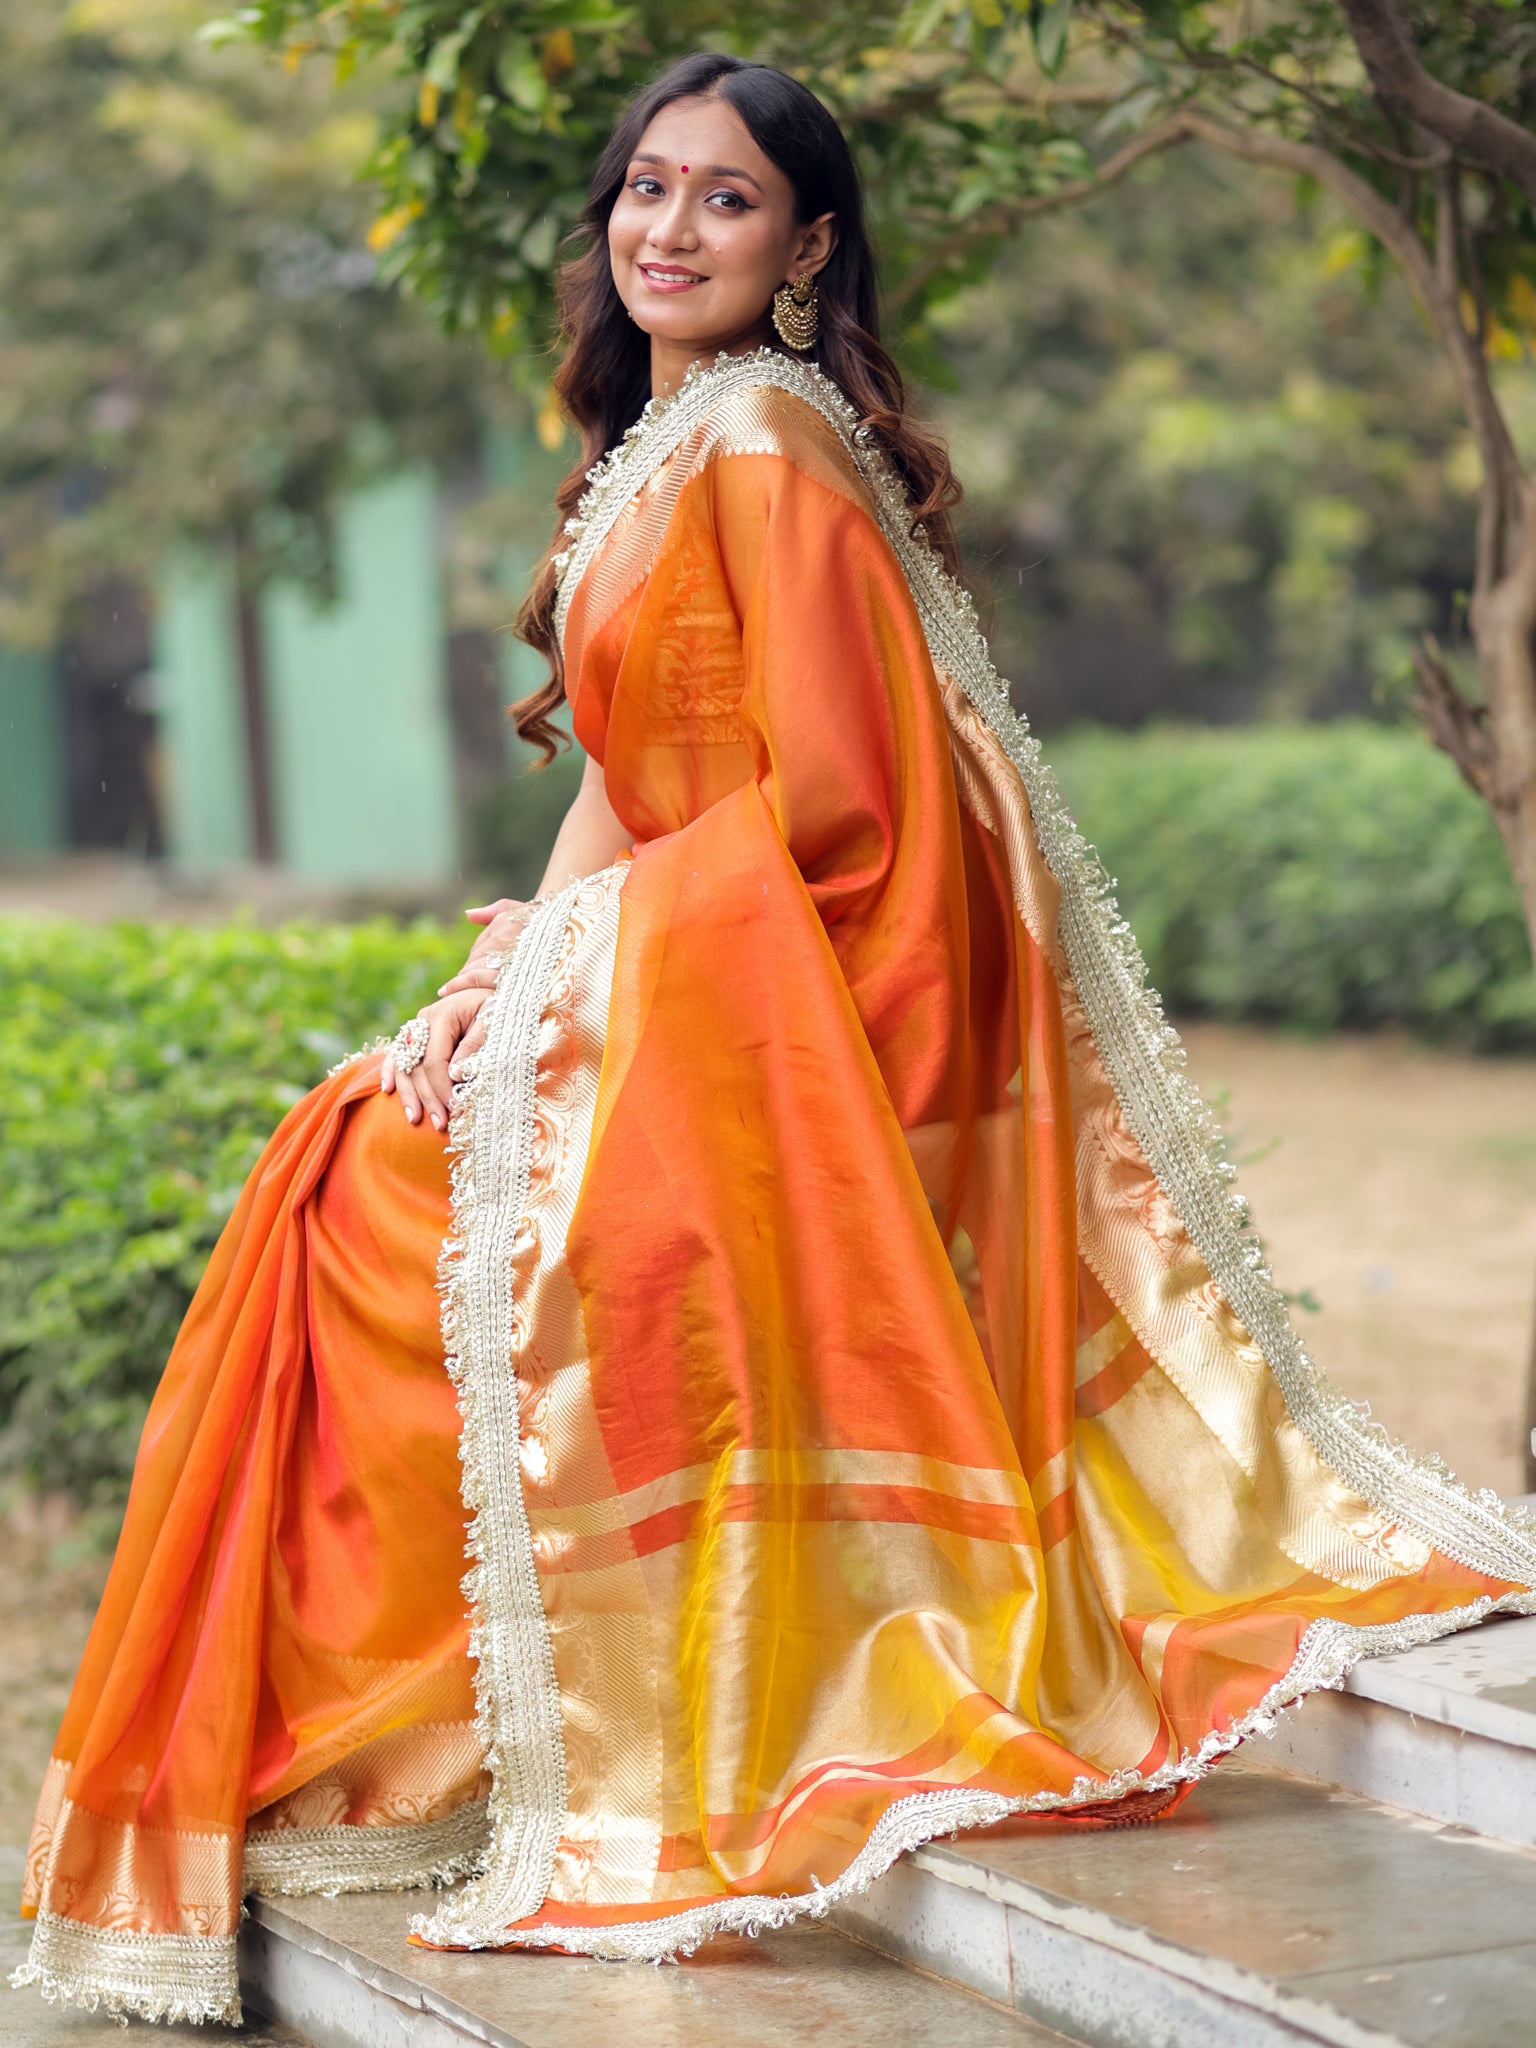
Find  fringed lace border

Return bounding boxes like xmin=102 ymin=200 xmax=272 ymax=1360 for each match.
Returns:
xmin=9 ymin=1910 xmax=241 ymax=2028
xmin=412 ymin=882 xmax=589 ymax=1952
xmin=243 ymin=1797 xmax=489 ymax=1898
xmin=550 ymin=345 xmax=1536 ymax=1597
xmin=446 ymin=1583 xmax=1536 ymax=1962
xmin=7 ymin=1808 xmax=493 ymax=2024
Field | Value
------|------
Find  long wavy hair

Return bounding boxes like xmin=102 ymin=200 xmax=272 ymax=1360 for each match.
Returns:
xmin=512 ymin=51 xmax=963 ymax=761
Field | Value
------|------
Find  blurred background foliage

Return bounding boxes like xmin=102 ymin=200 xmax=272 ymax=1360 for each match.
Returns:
xmin=0 ymin=919 xmax=465 ymax=1516
xmin=936 ymin=148 xmax=1536 ymax=728
xmin=9 ymin=721 xmax=1535 ymax=1509
xmin=4 ymin=0 xmax=1536 ymax=1506
xmin=1050 ymin=722 xmax=1536 ymax=1044
xmin=0 ymin=0 xmax=496 ymax=641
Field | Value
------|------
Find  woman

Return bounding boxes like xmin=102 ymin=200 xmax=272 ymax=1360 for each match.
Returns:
xmin=16 ymin=51 xmax=1536 ymax=2025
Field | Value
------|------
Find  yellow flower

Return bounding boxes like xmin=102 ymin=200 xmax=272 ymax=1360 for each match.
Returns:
xmin=366 ymin=201 xmax=423 ymax=253
xmin=542 ymin=27 xmax=576 ymax=77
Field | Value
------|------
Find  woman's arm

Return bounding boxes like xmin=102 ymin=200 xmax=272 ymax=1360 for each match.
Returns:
xmin=459 ymin=753 xmax=629 ymax=959
xmin=535 ymin=752 xmax=632 ymax=894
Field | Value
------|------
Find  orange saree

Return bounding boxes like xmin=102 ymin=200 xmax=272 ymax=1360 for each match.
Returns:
xmin=17 ymin=348 xmax=1536 ymax=2021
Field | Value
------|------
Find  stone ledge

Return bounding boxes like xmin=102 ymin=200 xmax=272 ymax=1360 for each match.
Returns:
xmin=834 ymin=1760 xmax=1536 ymax=2048
xmin=1256 ymin=1506 xmax=1536 ymax=1843
xmin=240 ymin=1891 xmax=1070 ymax=2048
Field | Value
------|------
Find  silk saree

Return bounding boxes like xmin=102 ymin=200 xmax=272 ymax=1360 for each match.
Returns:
xmin=18 ymin=348 xmax=1536 ymax=2025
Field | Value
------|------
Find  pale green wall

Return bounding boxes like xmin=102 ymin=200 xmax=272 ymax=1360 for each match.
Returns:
xmin=155 ymin=556 xmax=253 ymax=868
xmin=0 ymin=646 xmax=65 ymax=853
xmin=263 ymin=470 xmax=457 ymax=886
xmin=486 ymin=421 xmax=565 ymax=712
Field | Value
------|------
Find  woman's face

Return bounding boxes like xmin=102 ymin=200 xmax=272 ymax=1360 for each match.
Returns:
xmin=608 ymin=95 xmax=835 ymax=357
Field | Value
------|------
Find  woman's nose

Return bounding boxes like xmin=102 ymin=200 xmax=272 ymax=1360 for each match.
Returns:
xmin=646 ymin=195 xmax=700 ymax=253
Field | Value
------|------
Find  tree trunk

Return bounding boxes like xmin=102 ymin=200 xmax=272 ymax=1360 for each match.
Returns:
xmin=1470 ymin=481 xmax=1536 ymax=1492
xmin=1425 ymin=473 xmax=1536 ymax=1487
xmin=232 ymin=543 xmax=275 ymax=864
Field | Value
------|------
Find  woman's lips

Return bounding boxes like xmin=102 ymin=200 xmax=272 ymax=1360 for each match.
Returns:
xmin=638 ymin=264 xmax=708 ymax=293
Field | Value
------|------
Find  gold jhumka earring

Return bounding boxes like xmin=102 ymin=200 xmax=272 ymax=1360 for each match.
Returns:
xmin=772 ymin=273 xmax=819 ymax=351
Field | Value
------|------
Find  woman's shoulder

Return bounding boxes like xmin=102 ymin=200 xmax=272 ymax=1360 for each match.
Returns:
xmin=683 ymin=357 xmax=877 ymax=516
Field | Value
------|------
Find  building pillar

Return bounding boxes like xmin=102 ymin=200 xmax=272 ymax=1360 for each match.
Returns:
xmin=154 ymin=555 xmax=254 ymax=868
xmin=0 ymin=645 xmax=65 ymax=854
xmin=262 ymin=469 xmax=457 ymax=887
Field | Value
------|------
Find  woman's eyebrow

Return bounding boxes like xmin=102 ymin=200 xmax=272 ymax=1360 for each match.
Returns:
xmin=630 ymin=152 xmax=764 ymax=193
xmin=700 ymin=162 xmax=764 ymax=191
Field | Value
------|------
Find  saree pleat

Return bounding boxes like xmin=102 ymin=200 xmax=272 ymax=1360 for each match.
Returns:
xmin=18 ymin=349 xmax=1536 ymax=2017
xmin=17 ymin=1067 xmax=484 ymax=2020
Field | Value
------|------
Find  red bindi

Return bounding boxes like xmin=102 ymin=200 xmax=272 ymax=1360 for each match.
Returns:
xmin=680 ymin=164 xmax=689 ymax=174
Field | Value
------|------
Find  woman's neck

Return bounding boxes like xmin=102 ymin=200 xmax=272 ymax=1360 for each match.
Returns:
xmin=650 ymin=317 xmax=776 ymax=400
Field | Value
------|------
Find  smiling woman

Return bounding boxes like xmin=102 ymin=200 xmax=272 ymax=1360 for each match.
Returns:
xmin=608 ymin=97 xmax=835 ymax=382
xmin=15 ymin=50 xmax=1536 ymax=2029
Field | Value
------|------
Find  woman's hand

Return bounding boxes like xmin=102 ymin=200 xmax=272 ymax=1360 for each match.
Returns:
xmin=379 ymin=988 xmax=490 ymax=1131
xmin=385 ymin=900 xmax=535 ymax=1128
xmin=434 ymin=897 xmax=533 ymax=1000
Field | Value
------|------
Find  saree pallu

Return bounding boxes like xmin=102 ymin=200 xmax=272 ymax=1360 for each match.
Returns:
xmin=17 ymin=349 xmax=1536 ymax=2022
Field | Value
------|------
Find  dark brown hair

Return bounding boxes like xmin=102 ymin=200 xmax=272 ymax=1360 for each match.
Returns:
xmin=512 ymin=51 xmax=963 ymax=761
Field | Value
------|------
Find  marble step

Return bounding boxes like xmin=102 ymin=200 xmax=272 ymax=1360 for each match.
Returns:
xmin=1255 ymin=1499 xmax=1536 ymax=1845
xmin=1255 ymin=1609 xmax=1536 ymax=1846
xmin=239 ymin=1892 xmax=1074 ymax=2048
xmin=831 ymin=1758 xmax=1536 ymax=2048
xmin=237 ymin=1754 xmax=1536 ymax=2048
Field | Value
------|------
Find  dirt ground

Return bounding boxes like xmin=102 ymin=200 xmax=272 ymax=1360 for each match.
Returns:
xmin=0 ymin=1512 xmax=111 ymax=1845
xmin=1180 ymin=1021 xmax=1536 ymax=1500
xmin=4 ymin=1020 xmax=1536 ymax=1853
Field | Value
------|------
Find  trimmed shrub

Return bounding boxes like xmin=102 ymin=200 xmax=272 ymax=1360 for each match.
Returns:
xmin=1047 ymin=721 xmax=1536 ymax=1046
xmin=5 ymin=721 xmax=1533 ymax=1512
xmin=0 ymin=917 xmax=465 ymax=1514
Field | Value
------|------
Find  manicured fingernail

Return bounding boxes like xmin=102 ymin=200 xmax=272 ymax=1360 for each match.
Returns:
xmin=437 ymin=984 xmax=449 ymax=995
xmin=449 ymin=1065 xmax=461 ymax=1081
xmin=431 ymin=1113 xmax=443 ymax=1130
xmin=408 ymin=1106 xmax=419 ymax=1123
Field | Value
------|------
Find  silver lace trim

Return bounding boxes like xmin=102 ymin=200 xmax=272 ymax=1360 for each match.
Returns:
xmin=411 ymin=884 xmax=582 ymax=1950
xmin=551 ymin=346 xmax=1536 ymax=1592
xmin=9 ymin=1910 xmax=240 ymax=2027
xmin=465 ymin=1585 xmax=1536 ymax=1963
xmin=326 ymin=1033 xmax=390 ymax=1078
xmin=243 ymin=1797 xmax=489 ymax=1898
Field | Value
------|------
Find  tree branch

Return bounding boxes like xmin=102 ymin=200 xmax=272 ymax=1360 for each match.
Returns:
xmin=1334 ymin=0 xmax=1536 ymax=207
xmin=895 ymin=98 xmax=1528 ymax=577
xmin=886 ymin=116 xmax=1197 ymax=311
xmin=1162 ymin=108 xmax=1525 ymax=561
xmin=1232 ymin=51 xmax=1449 ymax=173
xmin=1413 ymin=635 xmax=1495 ymax=803
xmin=999 ymin=82 xmax=1129 ymax=109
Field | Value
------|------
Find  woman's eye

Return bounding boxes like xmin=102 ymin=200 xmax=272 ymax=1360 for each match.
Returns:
xmin=629 ymin=175 xmax=663 ymax=197
xmin=706 ymin=189 xmax=748 ymax=211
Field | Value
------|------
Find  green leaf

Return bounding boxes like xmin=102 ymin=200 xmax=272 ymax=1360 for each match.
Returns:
xmin=1028 ymin=0 xmax=1073 ymax=77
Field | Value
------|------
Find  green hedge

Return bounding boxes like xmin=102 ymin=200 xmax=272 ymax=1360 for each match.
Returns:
xmin=4 ymin=721 xmax=1533 ymax=1513
xmin=1047 ymin=721 xmax=1536 ymax=1047
xmin=0 ymin=918 xmax=465 ymax=1517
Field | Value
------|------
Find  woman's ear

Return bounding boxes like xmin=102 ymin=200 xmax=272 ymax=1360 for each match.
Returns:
xmin=792 ymin=212 xmax=838 ymax=280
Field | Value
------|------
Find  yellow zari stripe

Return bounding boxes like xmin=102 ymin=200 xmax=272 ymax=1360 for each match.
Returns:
xmin=526 ymin=1446 xmax=1035 ymax=1543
